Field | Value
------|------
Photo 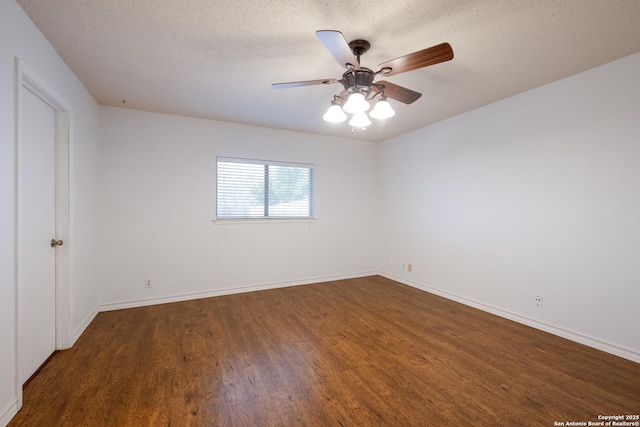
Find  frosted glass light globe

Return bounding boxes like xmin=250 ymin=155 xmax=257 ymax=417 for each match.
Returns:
xmin=348 ymin=111 xmax=372 ymax=128
xmin=343 ymin=92 xmax=370 ymax=113
xmin=323 ymin=104 xmax=347 ymax=123
xmin=369 ymin=99 xmax=395 ymax=119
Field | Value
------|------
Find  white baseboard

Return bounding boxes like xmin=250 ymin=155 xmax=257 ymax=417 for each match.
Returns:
xmin=99 ymin=271 xmax=377 ymax=312
xmin=71 ymin=305 xmax=99 ymax=346
xmin=380 ymin=272 xmax=640 ymax=364
xmin=0 ymin=398 xmax=18 ymax=427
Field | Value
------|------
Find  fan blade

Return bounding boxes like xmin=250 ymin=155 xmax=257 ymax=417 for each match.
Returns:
xmin=377 ymin=43 xmax=453 ymax=77
xmin=316 ymin=30 xmax=359 ymax=69
xmin=272 ymin=78 xmax=340 ymax=89
xmin=374 ymin=81 xmax=422 ymax=104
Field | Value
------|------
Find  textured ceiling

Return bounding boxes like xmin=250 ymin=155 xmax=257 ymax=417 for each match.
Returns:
xmin=16 ymin=0 xmax=640 ymax=142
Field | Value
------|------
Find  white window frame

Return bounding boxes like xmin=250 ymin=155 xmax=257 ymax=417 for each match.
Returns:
xmin=215 ymin=156 xmax=315 ymax=221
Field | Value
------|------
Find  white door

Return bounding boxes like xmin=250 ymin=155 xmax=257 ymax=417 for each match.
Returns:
xmin=18 ymin=85 xmax=58 ymax=385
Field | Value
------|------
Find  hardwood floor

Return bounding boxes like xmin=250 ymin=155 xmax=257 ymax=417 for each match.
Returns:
xmin=9 ymin=276 xmax=640 ymax=426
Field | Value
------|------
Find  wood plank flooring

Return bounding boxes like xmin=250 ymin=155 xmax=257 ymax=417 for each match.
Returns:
xmin=8 ymin=276 xmax=640 ymax=426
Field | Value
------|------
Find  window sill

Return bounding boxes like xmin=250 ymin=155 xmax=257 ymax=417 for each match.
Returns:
xmin=212 ymin=218 xmax=317 ymax=225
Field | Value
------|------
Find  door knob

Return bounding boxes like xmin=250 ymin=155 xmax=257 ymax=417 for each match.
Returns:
xmin=50 ymin=239 xmax=63 ymax=247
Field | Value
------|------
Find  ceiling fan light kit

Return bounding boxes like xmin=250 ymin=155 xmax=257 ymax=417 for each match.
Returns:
xmin=273 ymin=30 xmax=454 ymax=131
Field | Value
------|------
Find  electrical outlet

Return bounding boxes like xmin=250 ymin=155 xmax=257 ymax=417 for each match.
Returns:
xmin=535 ymin=295 xmax=543 ymax=307
xmin=408 ymin=264 xmax=412 ymax=272
xmin=145 ymin=279 xmax=152 ymax=288
xmin=402 ymin=263 xmax=405 ymax=270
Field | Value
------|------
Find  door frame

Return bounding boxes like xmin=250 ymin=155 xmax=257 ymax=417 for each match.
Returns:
xmin=13 ymin=58 xmax=71 ymax=408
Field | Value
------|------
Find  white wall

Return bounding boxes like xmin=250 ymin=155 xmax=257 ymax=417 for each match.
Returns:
xmin=379 ymin=52 xmax=640 ymax=362
xmin=0 ymin=1 xmax=100 ymax=424
xmin=97 ymin=107 xmax=379 ymax=307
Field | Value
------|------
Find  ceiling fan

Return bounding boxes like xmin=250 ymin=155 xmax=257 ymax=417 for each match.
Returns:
xmin=272 ymin=30 xmax=454 ymax=128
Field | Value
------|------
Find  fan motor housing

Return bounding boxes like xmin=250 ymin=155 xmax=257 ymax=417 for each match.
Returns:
xmin=341 ymin=67 xmax=375 ymax=94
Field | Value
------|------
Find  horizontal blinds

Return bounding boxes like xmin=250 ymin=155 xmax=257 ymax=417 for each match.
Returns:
xmin=217 ymin=158 xmax=314 ymax=219
xmin=217 ymin=161 xmax=265 ymax=218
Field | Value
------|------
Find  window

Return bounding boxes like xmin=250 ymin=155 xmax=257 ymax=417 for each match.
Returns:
xmin=216 ymin=157 xmax=314 ymax=219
